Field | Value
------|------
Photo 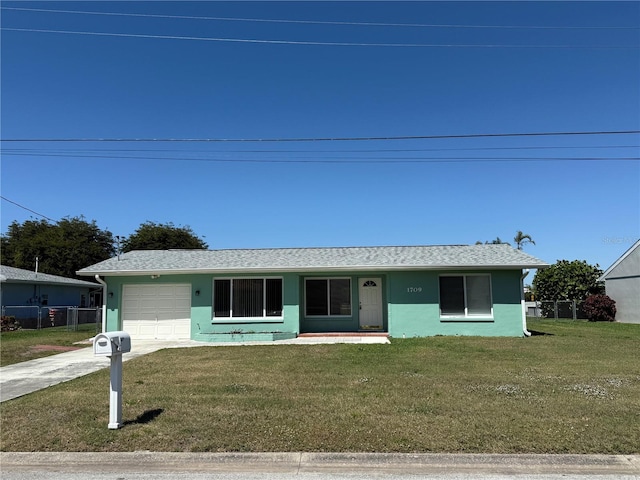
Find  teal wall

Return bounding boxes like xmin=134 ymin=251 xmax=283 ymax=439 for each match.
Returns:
xmin=299 ymin=272 xmax=388 ymax=333
xmin=102 ymin=268 xmax=525 ymax=340
xmin=104 ymin=273 xmax=300 ymax=339
xmin=387 ymin=269 xmax=524 ymax=337
xmin=104 ymin=274 xmax=207 ymax=332
xmin=195 ymin=272 xmax=300 ymax=339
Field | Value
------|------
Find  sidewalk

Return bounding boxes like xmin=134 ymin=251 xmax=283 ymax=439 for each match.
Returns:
xmin=0 ymin=336 xmax=389 ymax=402
xmin=1 ymin=452 xmax=639 ymax=476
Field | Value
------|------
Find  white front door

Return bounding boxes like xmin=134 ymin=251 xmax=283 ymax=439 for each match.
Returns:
xmin=358 ymin=278 xmax=383 ymax=330
xmin=121 ymin=284 xmax=191 ymax=340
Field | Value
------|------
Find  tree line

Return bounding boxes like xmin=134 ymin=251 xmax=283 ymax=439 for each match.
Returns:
xmin=1 ymin=218 xmax=207 ymax=279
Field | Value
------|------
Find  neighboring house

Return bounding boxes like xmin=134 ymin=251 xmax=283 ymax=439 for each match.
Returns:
xmin=1 ymin=265 xmax=102 ymax=308
xmin=78 ymin=244 xmax=548 ymax=341
xmin=1 ymin=265 xmax=102 ymax=327
xmin=599 ymin=239 xmax=640 ymax=324
xmin=524 ymin=301 xmax=542 ymax=317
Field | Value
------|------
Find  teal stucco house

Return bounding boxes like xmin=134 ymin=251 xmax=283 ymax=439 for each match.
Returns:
xmin=77 ymin=244 xmax=548 ymax=341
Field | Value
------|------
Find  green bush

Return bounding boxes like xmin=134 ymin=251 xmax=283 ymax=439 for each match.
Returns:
xmin=583 ymin=294 xmax=617 ymax=322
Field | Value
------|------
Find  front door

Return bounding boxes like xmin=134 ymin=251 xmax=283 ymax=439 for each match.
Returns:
xmin=358 ymin=278 xmax=383 ymax=330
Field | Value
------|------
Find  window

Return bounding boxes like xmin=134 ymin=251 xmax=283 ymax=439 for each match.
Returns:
xmin=213 ymin=278 xmax=283 ymax=319
xmin=439 ymin=275 xmax=492 ymax=318
xmin=305 ymin=278 xmax=351 ymax=316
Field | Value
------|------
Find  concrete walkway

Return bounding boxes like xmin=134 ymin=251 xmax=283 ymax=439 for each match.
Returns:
xmin=0 ymin=335 xmax=389 ymax=402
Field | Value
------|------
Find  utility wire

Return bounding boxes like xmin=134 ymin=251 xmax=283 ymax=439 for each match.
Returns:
xmin=2 ymin=28 xmax=637 ymax=49
xmin=3 ymin=6 xmax=638 ymax=30
xmin=3 ymin=130 xmax=639 ymax=143
xmin=2 ymin=145 xmax=638 ymax=154
xmin=0 ymin=196 xmax=57 ymax=222
xmin=2 ymin=152 xmax=638 ymax=163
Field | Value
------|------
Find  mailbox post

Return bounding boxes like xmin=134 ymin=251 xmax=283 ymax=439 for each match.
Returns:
xmin=94 ymin=331 xmax=131 ymax=429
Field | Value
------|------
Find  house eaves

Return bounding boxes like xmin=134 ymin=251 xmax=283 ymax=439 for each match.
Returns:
xmin=598 ymin=238 xmax=640 ymax=281
xmin=77 ymin=245 xmax=550 ymax=277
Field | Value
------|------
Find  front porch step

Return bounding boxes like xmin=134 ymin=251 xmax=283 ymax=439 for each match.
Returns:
xmin=298 ymin=332 xmax=388 ymax=337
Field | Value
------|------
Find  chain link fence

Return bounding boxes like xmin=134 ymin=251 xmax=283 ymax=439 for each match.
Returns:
xmin=537 ymin=300 xmax=587 ymax=320
xmin=1 ymin=306 xmax=102 ymax=332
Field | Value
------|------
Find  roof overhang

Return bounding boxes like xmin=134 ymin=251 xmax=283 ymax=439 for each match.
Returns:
xmin=80 ymin=264 xmax=548 ymax=277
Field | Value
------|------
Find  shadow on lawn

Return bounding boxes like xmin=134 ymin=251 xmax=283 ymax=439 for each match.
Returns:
xmin=123 ymin=408 xmax=164 ymax=426
xmin=529 ymin=330 xmax=554 ymax=336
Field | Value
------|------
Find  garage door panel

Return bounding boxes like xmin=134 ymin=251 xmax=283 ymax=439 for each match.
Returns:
xmin=175 ymin=299 xmax=191 ymax=309
xmin=122 ymin=284 xmax=191 ymax=340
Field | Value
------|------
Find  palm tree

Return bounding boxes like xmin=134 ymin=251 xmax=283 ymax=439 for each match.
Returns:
xmin=514 ymin=231 xmax=535 ymax=250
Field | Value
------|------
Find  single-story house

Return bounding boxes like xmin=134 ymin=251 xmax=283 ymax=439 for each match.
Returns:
xmin=77 ymin=244 xmax=548 ymax=341
xmin=598 ymin=239 xmax=640 ymax=324
xmin=1 ymin=265 xmax=102 ymax=308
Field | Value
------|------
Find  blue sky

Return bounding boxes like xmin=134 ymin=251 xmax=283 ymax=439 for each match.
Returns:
xmin=1 ymin=1 xmax=639 ymax=275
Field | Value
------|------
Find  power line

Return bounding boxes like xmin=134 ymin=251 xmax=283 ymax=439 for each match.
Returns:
xmin=4 ymin=6 xmax=637 ymax=30
xmin=2 ymin=145 xmax=638 ymax=154
xmin=3 ymin=130 xmax=639 ymax=143
xmin=0 ymin=196 xmax=57 ymax=222
xmin=2 ymin=28 xmax=637 ymax=49
xmin=2 ymin=152 xmax=638 ymax=164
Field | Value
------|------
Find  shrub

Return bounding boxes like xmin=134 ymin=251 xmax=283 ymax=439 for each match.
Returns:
xmin=583 ymin=294 xmax=617 ymax=322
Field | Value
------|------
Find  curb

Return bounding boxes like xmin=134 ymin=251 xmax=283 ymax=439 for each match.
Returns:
xmin=1 ymin=452 xmax=639 ymax=475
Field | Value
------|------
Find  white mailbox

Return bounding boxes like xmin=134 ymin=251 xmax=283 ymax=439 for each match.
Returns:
xmin=94 ymin=331 xmax=131 ymax=356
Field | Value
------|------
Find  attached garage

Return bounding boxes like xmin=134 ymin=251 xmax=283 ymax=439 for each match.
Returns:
xmin=121 ymin=284 xmax=191 ymax=339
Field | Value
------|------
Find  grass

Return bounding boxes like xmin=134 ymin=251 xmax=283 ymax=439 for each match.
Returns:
xmin=0 ymin=324 xmax=96 ymax=367
xmin=1 ymin=319 xmax=639 ymax=453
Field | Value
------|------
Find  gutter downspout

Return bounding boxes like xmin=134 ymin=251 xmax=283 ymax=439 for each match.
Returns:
xmin=521 ymin=269 xmax=531 ymax=337
xmin=95 ymin=275 xmax=107 ymax=333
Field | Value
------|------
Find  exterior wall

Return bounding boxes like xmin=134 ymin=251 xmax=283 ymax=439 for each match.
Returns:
xmin=1 ymin=283 xmax=95 ymax=307
xmin=103 ymin=268 xmax=526 ymax=339
xmin=299 ymin=272 xmax=388 ymax=333
xmin=387 ymin=269 xmax=525 ymax=337
xmin=605 ymin=278 xmax=640 ymax=324
xmin=104 ymin=273 xmax=301 ymax=339
xmin=604 ymin=245 xmax=639 ymax=324
xmin=198 ymin=272 xmax=300 ymax=339
xmin=104 ymin=274 xmax=201 ymax=332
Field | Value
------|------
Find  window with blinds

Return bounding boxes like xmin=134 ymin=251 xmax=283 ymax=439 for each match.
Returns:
xmin=213 ymin=278 xmax=283 ymax=319
xmin=439 ymin=274 xmax=492 ymax=318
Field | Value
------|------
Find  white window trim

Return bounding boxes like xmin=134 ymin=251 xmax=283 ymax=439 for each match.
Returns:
xmin=212 ymin=277 xmax=284 ymax=322
xmin=304 ymin=277 xmax=353 ymax=318
xmin=439 ymin=274 xmax=494 ymax=320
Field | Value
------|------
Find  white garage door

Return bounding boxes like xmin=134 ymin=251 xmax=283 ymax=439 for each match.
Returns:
xmin=122 ymin=284 xmax=191 ymax=340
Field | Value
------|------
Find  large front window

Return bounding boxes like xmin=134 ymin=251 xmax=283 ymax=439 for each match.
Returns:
xmin=214 ymin=278 xmax=283 ymax=319
xmin=305 ymin=278 xmax=351 ymax=316
xmin=439 ymin=275 xmax=492 ymax=318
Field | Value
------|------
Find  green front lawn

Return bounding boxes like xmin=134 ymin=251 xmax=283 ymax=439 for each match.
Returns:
xmin=0 ymin=324 xmax=96 ymax=367
xmin=1 ymin=319 xmax=639 ymax=453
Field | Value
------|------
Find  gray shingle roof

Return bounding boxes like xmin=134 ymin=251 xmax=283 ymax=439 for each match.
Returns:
xmin=1 ymin=265 xmax=100 ymax=287
xmin=77 ymin=245 xmax=548 ymax=276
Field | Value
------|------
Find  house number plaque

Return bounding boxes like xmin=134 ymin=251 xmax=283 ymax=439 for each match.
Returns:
xmin=407 ymin=287 xmax=423 ymax=293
